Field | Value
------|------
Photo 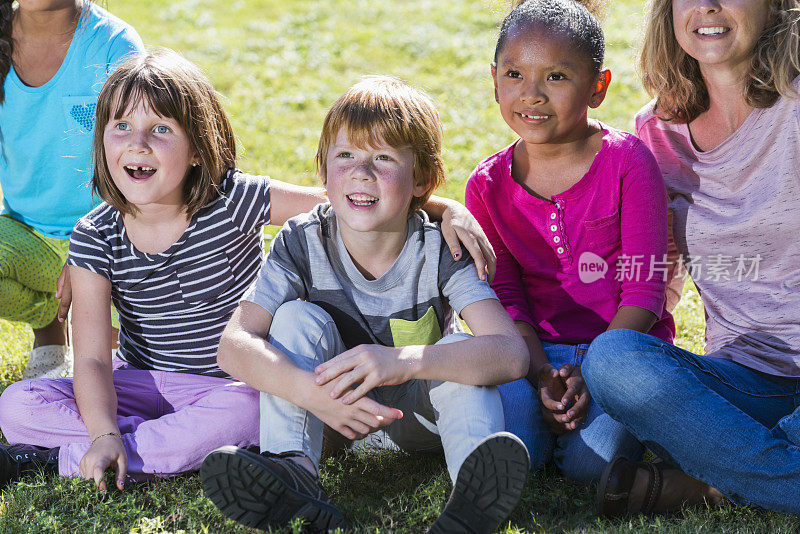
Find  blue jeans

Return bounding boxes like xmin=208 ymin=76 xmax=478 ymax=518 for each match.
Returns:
xmin=583 ymin=329 xmax=800 ymax=515
xmin=499 ymin=342 xmax=642 ymax=482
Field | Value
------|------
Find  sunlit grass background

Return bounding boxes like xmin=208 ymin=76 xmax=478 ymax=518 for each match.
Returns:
xmin=0 ymin=0 xmax=784 ymax=532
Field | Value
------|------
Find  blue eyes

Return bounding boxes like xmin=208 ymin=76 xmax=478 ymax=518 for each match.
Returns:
xmin=112 ymin=123 xmax=171 ymax=133
xmin=336 ymin=152 xmax=392 ymax=161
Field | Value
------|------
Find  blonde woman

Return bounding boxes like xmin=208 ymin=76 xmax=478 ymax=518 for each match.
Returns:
xmin=583 ymin=0 xmax=800 ymax=517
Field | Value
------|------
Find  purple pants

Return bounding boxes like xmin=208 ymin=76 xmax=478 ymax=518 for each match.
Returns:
xmin=0 ymin=365 xmax=259 ymax=480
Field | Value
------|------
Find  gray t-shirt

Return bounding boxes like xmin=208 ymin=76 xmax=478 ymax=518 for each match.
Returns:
xmin=243 ymin=203 xmax=498 ymax=349
xmin=636 ymin=77 xmax=800 ymax=377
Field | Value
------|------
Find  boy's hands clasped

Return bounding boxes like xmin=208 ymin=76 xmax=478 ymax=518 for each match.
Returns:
xmin=303 ymin=371 xmax=403 ymax=440
xmin=314 ymin=344 xmax=415 ymax=404
xmin=306 ymin=344 xmax=411 ymax=439
xmin=537 ymin=363 xmax=591 ymax=434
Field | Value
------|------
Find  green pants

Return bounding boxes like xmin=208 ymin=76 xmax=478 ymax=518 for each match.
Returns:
xmin=0 ymin=215 xmax=69 ymax=329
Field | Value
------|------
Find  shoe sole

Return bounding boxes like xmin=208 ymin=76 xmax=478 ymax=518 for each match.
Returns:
xmin=200 ymin=446 xmax=348 ymax=533
xmin=427 ymin=432 xmax=529 ymax=534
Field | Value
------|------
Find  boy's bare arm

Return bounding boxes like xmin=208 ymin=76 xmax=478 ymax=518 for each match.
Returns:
xmin=217 ymin=302 xmax=307 ymax=400
xmin=218 ymin=302 xmax=402 ymax=439
xmin=315 ymin=298 xmax=528 ymax=404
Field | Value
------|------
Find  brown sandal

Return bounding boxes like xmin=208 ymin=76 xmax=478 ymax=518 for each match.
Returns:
xmin=596 ymin=456 xmax=663 ymax=517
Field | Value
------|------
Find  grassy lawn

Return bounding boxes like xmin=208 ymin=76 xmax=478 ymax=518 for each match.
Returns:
xmin=0 ymin=0 xmax=794 ymax=532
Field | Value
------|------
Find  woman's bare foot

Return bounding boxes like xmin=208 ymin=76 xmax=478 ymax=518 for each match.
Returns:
xmin=629 ymin=464 xmax=724 ymax=512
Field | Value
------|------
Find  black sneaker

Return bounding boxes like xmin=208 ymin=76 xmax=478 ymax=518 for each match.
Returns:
xmin=0 ymin=443 xmax=59 ymax=488
xmin=200 ymin=446 xmax=348 ymax=533
xmin=427 ymin=432 xmax=529 ymax=534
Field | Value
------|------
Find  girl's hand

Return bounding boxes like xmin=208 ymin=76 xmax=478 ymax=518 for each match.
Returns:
xmin=440 ymin=201 xmax=497 ymax=282
xmin=79 ymin=434 xmax=127 ymax=491
xmin=555 ymin=363 xmax=591 ymax=430
xmin=536 ymin=364 xmax=569 ymax=434
xmin=55 ymin=264 xmax=72 ymax=323
xmin=314 ymin=344 xmax=414 ymax=404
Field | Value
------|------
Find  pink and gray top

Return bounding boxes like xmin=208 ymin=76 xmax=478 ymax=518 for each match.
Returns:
xmin=466 ymin=125 xmax=674 ymax=346
xmin=636 ymin=77 xmax=800 ymax=378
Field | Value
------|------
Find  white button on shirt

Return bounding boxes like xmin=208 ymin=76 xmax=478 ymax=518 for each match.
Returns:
xmin=550 ymin=224 xmax=557 ymax=232
xmin=554 ymin=236 xmax=560 ymax=243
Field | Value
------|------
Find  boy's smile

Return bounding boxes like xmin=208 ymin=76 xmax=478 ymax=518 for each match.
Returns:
xmin=325 ymin=128 xmax=427 ymax=240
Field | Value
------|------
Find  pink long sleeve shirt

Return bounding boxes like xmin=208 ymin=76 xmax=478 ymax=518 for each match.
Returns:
xmin=465 ymin=125 xmax=675 ymax=344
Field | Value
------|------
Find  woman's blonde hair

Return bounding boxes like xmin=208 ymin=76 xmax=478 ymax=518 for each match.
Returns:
xmin=93 ymin=48 xmax=236 ymax=216
xmin=315 ymin=76 xmax=445 ymax=215
xmin=641 ymin=0 xmax=800 ymax=123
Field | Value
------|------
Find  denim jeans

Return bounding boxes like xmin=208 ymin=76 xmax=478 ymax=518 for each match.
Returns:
xmin=583 ymin=328 xmax=800 ymax=515
xmin=260 ymin=300 xmax=506 ymax=484
xmin=498 ymin=341 xmax=642 ymax=482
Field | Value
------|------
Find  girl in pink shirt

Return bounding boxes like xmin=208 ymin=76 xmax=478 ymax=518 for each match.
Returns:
xmin=465 ymin=0 xmax=674 ymax=482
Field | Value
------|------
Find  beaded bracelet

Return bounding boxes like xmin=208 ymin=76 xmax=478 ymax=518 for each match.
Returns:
xmin=91 ymin=432 xmax=122 ymax=445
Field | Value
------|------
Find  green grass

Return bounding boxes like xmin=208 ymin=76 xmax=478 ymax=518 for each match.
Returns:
xmin=0 ymin=0 xmax=795 ymax=532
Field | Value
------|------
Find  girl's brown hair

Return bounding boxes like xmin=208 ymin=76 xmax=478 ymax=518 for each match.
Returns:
xmin=641 ymin=0 xmax=800 ymax=123
xmin=93 ymin=48 xmax=236 ymax=216
xmin=315 ymin=76 xmax=446 ymax=215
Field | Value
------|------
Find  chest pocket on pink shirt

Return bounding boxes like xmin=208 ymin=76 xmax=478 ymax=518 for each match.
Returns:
xmin=176 ymin=251 xmax=235 ymax=304
xmin=584 ymin=209 xmax=621 ymax=250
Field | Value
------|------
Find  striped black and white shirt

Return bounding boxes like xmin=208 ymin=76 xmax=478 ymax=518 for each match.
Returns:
xmin=68 ymin=170 xmax=270 ymax=377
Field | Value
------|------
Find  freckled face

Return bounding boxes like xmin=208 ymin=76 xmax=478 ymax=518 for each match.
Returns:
xmin=672 ymin=0 xmax=771 ymax=75
xmin=103 ymin=98 xmax=195 ymax=211
xmin=324 ymin=128 xmax=427 ymax=236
